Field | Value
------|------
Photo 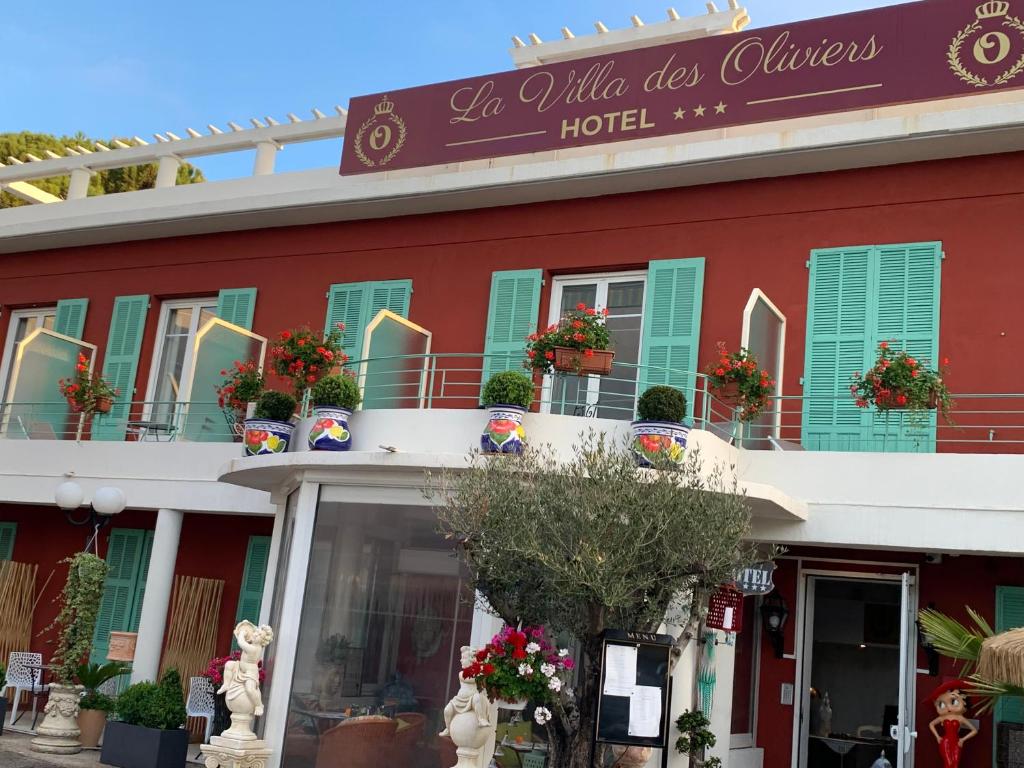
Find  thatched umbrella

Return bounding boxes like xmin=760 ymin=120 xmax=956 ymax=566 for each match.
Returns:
xmin=978 ymin=628 xmax=1024 ymax=689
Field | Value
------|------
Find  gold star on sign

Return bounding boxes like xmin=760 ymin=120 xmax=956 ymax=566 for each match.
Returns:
xmin=693 ymin=105 xmax=706 ymax=117
xmin=715 ymin=101 xmax=727 ymax=114
xmin=673 ymin=107 xmax=685 ymax=120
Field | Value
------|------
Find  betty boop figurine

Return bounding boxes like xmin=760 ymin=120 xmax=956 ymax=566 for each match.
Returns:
xmin=927 ymin=679 xmax=978 ymax=768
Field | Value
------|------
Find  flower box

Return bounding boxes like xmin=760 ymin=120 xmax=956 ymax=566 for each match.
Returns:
xmin=553 ymin=347 xmax=614 ymax=376
xmin=99 ymin=720 xmax=189 ymax=768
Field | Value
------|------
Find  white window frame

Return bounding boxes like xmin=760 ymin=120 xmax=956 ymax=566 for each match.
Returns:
xmin=543 ymin=271 xmax=647 ymax=416
xmin=0 ymin=307 xmax=57 ymax=402
xmin=142 ymin=297 xmax=218 ymax=411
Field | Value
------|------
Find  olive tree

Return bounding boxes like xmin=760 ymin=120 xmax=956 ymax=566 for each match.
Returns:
xmin=428 ymin=436 xmax=764 ymax=768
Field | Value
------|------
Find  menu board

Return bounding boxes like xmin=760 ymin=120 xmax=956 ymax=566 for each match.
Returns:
xmin=595 ymin=629 xmax=673 ymax=749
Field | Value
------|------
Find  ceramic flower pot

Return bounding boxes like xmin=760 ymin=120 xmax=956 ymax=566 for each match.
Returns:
xmin=630 ymin=420 xmax=689 ymax=468
xmin=77 ymin=709 xmax=107 ymax=749
xmin=481 ymin=406 xmax=526 ymax=455
xmin=496 ymin=698 xmax=528 ymax=711
xmin=308 ymin=406 xmax=353 ymax=451
xmin=31 ymin=683 xmax=82 ymax=754
xmin=712 ymin=381 xmax=741 ymax=404
xmin=94 ymin=397 xmax=113 ymax=414
xmin=242 ymin=419 xmax=294 ymax=456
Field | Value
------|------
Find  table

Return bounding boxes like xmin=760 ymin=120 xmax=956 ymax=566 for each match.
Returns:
xmin=808 ymin=734 xmax=896 ymax=768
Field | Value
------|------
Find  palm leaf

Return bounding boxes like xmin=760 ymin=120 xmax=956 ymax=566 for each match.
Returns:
xmin=966 ymin=676 xmax=1024 ymax=715
xmin=918 ymin=608 xmax=992 ymax=673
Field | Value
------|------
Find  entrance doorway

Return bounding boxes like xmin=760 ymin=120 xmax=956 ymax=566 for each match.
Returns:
xmin=797 ymin=573 xmax=917 ymax=768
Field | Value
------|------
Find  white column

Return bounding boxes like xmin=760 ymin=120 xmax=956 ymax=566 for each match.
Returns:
xmin=67 ymin=168 xmax=91 ymax=200
xmin=131 ymin=508 xmax=183 ymax=683
xmin=666 ymin=639 xmax=699 ymax=768
xmin=155 ymin=155 xmax=181 ymax=188
xmin=707 ymin=632 xmax=737 ymax=768
xmin=253 ymin=141 xmax=279 ymax=175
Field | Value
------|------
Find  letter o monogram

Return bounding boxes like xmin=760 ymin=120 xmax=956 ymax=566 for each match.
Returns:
xmin=975 ymin=31 xmax=1012 ymax=65
xmin=369 ymin=124 xmax=393 ymax=151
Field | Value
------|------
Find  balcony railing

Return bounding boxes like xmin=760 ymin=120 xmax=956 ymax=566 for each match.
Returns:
xmin=1 ymin=353 xmax=1022 ymax=453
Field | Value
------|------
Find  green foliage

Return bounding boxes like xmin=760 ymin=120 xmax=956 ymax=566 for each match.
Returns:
xmin=482 ymin=370 xmax=534 ymax=409
xmin=80 ymin=691 xmax=116 ymax=712
xmin=0 ymin=131 xmax=204 ymax=208
xmin=254 ymin=390 xmax=297 ymax=422
xmin=76 ymin=661 xmax=130 ymax=693
xmin=675 ymin=709 xmax=717 ymax=755
xmin=46 ymin=553 xmax=108 ymax=685
xmin=637 ymin=386 xmax=687 ymax=423
xmin=704 ymin=342 xmax=775 ymax=422
xmin=525 ymin=304 xmax=611 ymax=373
xmin=851 ymin=342 xmax=953 ymax=422
xmin=115 ymin=669 xmax=186 ymax=730
xmin=310 ymin=374 xmax=362 ymax=409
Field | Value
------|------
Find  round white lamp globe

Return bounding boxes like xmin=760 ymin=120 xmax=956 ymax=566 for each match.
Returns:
xmin=92 ymin=486 xmax=127 ymax=517
xmin=54 ymin=481 xmax=85 ymax=511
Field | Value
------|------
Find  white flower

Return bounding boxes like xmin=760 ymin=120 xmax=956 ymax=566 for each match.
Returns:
xmin=525 ymin=642 xmax=541 ymax=654
xmin=518 ymin=663 xmax=533 ymax=676
xmin=534 ymin=706 xmax=552 ymax=725
xmin=558 ymin=648 xmax=570 ymax=658
xmin=548 ymin=676 xmax=563 ymax=692
xmin=540 ymin=663 xmax=557 ymax=678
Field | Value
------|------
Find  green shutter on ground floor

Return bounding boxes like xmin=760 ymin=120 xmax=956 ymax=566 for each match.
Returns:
xmin=324 ymin=280 xmax=412 ymax=363
xmin=92 ymin=295 xmax=149 ymax=441
xmin=235 ymin=535 xmax=272 ymax=627
xmin=54 ymin=299 xmax=89 ymax=340
xmin=216 ymin=288 xmax=258 ymax=331
xmin=996 ymin=586 xmax=1024 ymax=724
xmin=91 ymin=528 xmax=151 ymax=663
xmin=801 ymin=243 xmax=941 ymax=452
xmin=0 ymin=522 xmax=16 ymax=560
xmin=128 ymin=530 xmax=156 ymax=632
xmin=638 ymin=257 xmax=705 ymax=419
xmin=481 ymin=269 xmax=543 ymax=390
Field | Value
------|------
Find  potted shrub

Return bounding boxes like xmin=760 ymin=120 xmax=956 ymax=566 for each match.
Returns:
xmin=269 ymin=324 xmax=347 ymax=399
xmin=704 ymin=342 xmax=775 ymax=422
xmin=242 ymin=390 xmax=297 ymax=456
xmin=480 ymin=370 xmax=534 ymax=455
xmin=59 ymin=354 xmax=120 ymax=416
xmin=76 ymin=661 xmax=129 ymax=749
xmin=215 ymin=359 xmax=265 ymax=436
xmin=525 ymin=303 xmax=613 ymax=376
xmin=307 ymin=373 xmax=362 ymax=451
xmin=31 ymin=552 xmax=108 ymax=755
xmin=101 ymin=669 xmax=188 ymax=768
xmin=631 ymin=386 xmax=690 ymax=468
xmin=460 ymin=626 xmax=573 ymax=715
xmin=850 ymin=342 xmax=953 ymax=422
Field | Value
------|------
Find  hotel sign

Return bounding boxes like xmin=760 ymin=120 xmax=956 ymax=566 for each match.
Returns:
xmin=341 ymin=0 xmax=1024 ymax=174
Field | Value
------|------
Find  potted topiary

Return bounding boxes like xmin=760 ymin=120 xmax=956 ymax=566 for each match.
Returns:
xmin=307 ymin=373 xmax=362 ymax=451
xmin=101 ymin=669 xmax=188 ymax=768
xmin=242 ymin=390 xmax=297 ymax=456
xmin=631 ymin=386 xmax=690 ymax=468
xmin=76 ymin=661 xmax=130 ymax=749
xmin=31 ymin=552 xmax=108 ymax=755
xmin=480 ymin=370 xmax=534 ymax=455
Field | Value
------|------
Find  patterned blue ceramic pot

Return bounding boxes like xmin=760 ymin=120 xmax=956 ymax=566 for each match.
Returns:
xmin=308 ymin=406 xmax=353 ymax=451
xmin=243 ymin=419 xmax=294 ymax=456
xmin=481 ymin=406 xmax=526 ymax=455
xmin=630 ymin=420 xmax=689 ymax=468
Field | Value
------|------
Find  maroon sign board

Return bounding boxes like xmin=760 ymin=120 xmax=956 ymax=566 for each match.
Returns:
xmin=340 ymin=0 xmax=1024 ymax=175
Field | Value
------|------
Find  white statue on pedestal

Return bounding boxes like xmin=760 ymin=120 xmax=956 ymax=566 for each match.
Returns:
xmin=201 ymin=621 xmax=274 ymax=768
xmin=440 ymin=646 xmax=497 ymax=768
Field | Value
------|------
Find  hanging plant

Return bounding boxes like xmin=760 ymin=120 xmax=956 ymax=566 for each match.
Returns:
xmin=704 ymin=343 xmax=775 ymax=422
xmin=850 ymin=342 xmax=953 ymax=422
xmin=44 ymin=552 xmax=109 ymax=686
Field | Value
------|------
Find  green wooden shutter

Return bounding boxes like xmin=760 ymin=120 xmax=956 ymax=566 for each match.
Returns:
xmin=128 ymin=530 xmax=156 ymax=632
xmin=481 ymin=269 xmax=543 ymax=386
xmin=325 ymin=280 xmax=412 ymax=363
xmin=235 ymin=536 xmax=272 ymax=626
xmin=92 ymin=528 xmax=146 ymax=663
xmin=869 ymin=243 xmax=942 ymax=453
xmin=801 ymin=248 xmax=873 ymax=451
xmin=639 ymin=258 xmax=705 ymax=419
xmin=216 ymin=288 xmax=257 ymax=331
xmin=996 ymin=587 xmax=1024 ymax=723
xmin=92 ymin=295 xmax=149 ymax=441
xmin=0 ymin=522 xmax=16 ymax=560
xmin=54 ymin=299 xmax=89 ymax=339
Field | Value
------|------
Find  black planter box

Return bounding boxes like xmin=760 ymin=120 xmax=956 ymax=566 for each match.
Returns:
xmin=100 ymin=720 xmax=188 ymax=768
xmin=0 ymin=697 xmax=6 ymax=735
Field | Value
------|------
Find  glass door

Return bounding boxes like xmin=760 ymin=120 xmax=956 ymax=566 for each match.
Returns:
xmin=545 ymin=273 xmax=645 ymax=420
xmin=896 ymin=572 xmax=918 ymax=768
xmin=145 ymin=299 xmax=217 ymax=426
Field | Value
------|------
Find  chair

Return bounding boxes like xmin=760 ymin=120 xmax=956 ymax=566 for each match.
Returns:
xmin=317 ymin=717 xmax=398 ymax=768
xmin=3 ymin=651 xmax=48 ymax=728
xmin=394 ymin=712 xmax=427 ymax=761
xmin=522 ymin=752 xmax=548 ymax=768
xmin=185 ymin=676 xmax=216 ymax=743
xmin=437 ymin=735 xmax=458 ymax=768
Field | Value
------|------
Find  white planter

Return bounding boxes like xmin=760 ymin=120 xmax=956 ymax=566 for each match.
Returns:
xmin=495 ymin=698 xmax=528 ymax=711
xmin=31 ymin=684 xmax=83 ymax=754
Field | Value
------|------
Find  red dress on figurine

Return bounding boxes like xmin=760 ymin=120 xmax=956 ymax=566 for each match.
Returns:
xmin=938 ymin=718 xmax=961 ymax=768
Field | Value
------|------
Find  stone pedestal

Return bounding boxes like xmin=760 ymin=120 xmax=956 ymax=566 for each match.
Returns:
xmin=200 ymin=735 xmax=273 ymax=768
xmin=30 ymin=685 xmax=82 ymax=754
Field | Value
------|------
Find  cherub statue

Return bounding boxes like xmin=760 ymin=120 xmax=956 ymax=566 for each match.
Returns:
xmin=219 ymin=621 xmax=274 ymax=740
xmin=441 ymin=647 xmax=492 ymax=734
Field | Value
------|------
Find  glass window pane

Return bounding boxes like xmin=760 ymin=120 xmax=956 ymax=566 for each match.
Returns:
xmin=281 ymin=500 xmax=472 ymax=768
xmin=607 ymin=281 xmax=644 ymax=315
xmin=559 ymin=284 xmax=597 ymax=314
xmin=152 ymin=308 xmax=193 ymax=423
xmin=42 ymin=314 xmax=56 ymax=331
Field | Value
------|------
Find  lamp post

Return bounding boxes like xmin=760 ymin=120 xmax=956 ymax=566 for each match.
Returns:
xmin=54 ymin=480 xmax=126 ymax=554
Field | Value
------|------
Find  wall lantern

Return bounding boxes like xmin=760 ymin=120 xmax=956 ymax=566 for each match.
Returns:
xmin=917 ymin=601 xmax=940 ymax=676
xmin=760 ymin=594 xmax=789 ymax=659
xmin=55 ymin=480 xmax=127 ymax=553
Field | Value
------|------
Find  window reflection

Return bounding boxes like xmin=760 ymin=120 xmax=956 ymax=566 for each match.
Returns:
xmin=281 ymin=499 xmax=471 ymax=768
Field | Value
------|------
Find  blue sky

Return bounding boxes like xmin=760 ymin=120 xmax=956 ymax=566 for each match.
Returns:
xmin=3 ymin=0 xmax=894 ymax=180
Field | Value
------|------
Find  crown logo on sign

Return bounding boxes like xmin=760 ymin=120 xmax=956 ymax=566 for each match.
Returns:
xmin=977 ymin=0 xmax=1010 ymax=19
xmin=374 ymin=96 xmax=395 ymax=116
